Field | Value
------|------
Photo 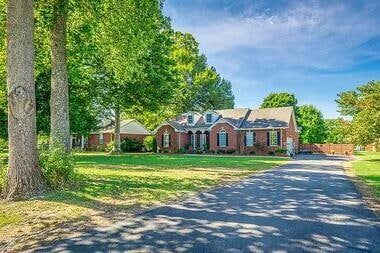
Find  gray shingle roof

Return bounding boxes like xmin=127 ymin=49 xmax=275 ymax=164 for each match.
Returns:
xmin=164 ymin=106 xmax=294 ymax=131
xmin=215 ymin=108 xmax=250 ymax=128
xmin=241 ymin=107 xmax=293 ymax=129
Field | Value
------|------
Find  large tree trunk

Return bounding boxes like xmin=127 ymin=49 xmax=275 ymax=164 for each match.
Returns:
xmin=50 ymin=0 xmax=70 ymax=152
xmin=114 ymin=106 xmax=121 ymax=153
xmin=4 ymin=0 xmax=46 ymax=200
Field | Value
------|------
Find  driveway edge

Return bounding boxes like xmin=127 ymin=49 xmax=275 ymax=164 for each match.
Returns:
xmin=343 ymin=161 xmax=380 ymax=217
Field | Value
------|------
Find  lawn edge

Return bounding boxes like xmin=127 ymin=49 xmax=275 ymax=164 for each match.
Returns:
xmin=13 ymin=160 xmax=289 ymax=252
xmin=133 ymin=161 xmax=290 ymax=217
xmin=343 ymin=160 xmax=380 ymax=217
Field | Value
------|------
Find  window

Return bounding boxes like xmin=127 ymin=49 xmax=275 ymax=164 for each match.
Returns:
xmin=99 ymin=133 xmax=104 ymax=145
xmin=218 ymin=130 xmax=227 ymax=147
xmin=188 ymin=115 xmax=194 ymax=124
xmin=269 ymin=131 xmax=279 ymax=146
xmin=245 ymin=132 xmax=254 ymax=147
xmin=163 ymin=131 xmax=170 ymax=148
xmin=206 ymin=113 xmax=212 ymax=123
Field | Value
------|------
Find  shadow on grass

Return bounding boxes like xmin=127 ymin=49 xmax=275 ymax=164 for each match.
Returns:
xmin=1 ymin=215 xmax=93 ymax=252
xmin=33 ymin=155 xmax=380 ymax=253
xmin=44 ymin=173 xmax=222 ymax=215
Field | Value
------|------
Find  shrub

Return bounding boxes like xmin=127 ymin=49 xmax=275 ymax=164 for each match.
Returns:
xmin=226 ymin=149 xmax=236 ymax=154
xmin=217 ymin=149 xmax=226 ymax=154
xmin=250 ymin=150 xmax=256 ymax=155
xmin=96 ymin=145 xmax=106 ymax=152
xmin=195 ymin=148 xmax=203 ymax=154
xmin=275 ymin=148 xmax=287 ymax=155
xmin=0 ymin=154 xmax=7 ymax=192
xmin=37 ymin=134 xmax=49 ymax=151
xmin=106 ymin=141 xmax=115 ymax=153
xmin=39 ymin=149 xmax=75 ymax=189
xmin=178 ymin=147 xmax=186 ymax=154
xmin=0 ymin=139 xmax=8 ymax=153
xmin=143 ymin=136 xmax=157 ymax=152
xmin=268 ymin=151 xmax=275 ymax=156
xmin=254 ymin=141 xmax=266 ymax=152
xmin=121 ymin=139 xmax=144 ymax=152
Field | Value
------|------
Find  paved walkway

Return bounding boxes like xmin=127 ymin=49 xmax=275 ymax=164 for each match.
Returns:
xmin=35 ymin=155 xmax=379 ymax=252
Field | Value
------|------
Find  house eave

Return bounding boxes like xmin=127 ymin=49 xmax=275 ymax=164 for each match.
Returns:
xmin=238 ymin=127 xmax=288 ymax=131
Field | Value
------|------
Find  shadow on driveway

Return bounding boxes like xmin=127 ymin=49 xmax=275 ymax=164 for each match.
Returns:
xmin=33 ymin=155 xmax=380 ymax=252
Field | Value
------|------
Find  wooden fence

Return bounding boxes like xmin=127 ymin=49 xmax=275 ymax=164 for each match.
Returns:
xmin=300 ymin=144 xmax=354 ymax=155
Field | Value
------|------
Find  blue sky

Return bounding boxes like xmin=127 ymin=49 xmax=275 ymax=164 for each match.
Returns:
xmin=163 ymin=0 xmax=380 ymax=118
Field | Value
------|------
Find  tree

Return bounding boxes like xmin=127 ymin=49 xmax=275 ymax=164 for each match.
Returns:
xmin=297 ymin=105 xmax=326 ymax=144
xmin=50 ymin=0 xmax=70 ymax=151
xmin=0 ymin=0 xmax=6 ymax=139
xmin=324 ymin=118 xmax=352 ymax=144
xmin=336 ymin=80 xmax=380 ymax=145
xmin=96 ymin=0 xmax=176 ymax=152
xmin=260 ymin=92 xmax=298 ymax=109
xmin=124 ymin=32 xmax=235 ymax=130
xmin=4 ymin=0 xmax=46 ymax=199
xmin=170 ymin=32 xmax=234 ymax=112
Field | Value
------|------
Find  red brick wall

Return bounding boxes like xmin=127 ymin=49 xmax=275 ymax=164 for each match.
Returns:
xmin=209 ymin=123 xmax=237 ymax=152
xmin=284 ymin=113 xmax=299 ymax=151
xmin=179 ymin=132 xmax=190 ymax=149
xmin=238 ymin=130 xmax=284 ymax=155
xmin=88 ymin=133 xmax=113 ymax=147
xmin=156 ymin=125 xmax=179 ymax=153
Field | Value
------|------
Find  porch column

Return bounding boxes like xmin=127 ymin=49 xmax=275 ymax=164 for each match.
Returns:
xmin=81 ymin=135 xmax=85 ymax=150
xmin=200 ymin=132 xmax=204 ymax=149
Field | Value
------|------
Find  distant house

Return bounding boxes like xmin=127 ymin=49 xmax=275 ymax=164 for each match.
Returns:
xmin=154 ymin=107 xmax=299 ymax=156
xmin=72 ymin=119 xmax=152 ymax=150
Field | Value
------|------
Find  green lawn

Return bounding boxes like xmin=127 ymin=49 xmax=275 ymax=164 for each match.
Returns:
xmin=352 ymin=152 xmax=380 ymax=199
xmin=0 ymin=153 xmax=287 ymax=250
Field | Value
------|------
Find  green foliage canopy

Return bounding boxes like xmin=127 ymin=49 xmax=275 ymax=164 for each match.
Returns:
xmin=260 ymin=92 xmax=298 ymax=109
xmin=336 ymin=80 xmax=380 ymax=145
xmin=324 ymin=118 xmax=352 ymax=144
xmin=297 ymin=105 xmax=326 ymax=144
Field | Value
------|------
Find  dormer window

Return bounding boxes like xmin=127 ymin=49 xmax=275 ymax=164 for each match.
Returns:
xmin=206 ymin=113 xmax=212 ymax=124
xmin=188 ymin=115 xmax=194 ymax=124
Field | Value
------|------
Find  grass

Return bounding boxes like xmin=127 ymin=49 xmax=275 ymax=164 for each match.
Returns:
xmin=0 ymin=214 xmax=22 ymax=228
xmin=0 ymin=153 xmax=287 ymax=250
xmin=352 ymin=152 xmax=380 ymax=199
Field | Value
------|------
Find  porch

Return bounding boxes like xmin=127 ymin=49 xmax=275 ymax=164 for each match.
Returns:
xmin=187 ymin=130 xmax=210 ymax=151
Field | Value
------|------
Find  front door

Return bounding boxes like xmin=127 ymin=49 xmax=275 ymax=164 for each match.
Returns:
xmin=287 ymin=137 xmax=294 ymax=156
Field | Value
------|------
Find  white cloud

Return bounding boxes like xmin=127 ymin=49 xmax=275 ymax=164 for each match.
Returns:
xmin=170 ymin=1 xmax=380 ymax=70
xmin=165 ymin=0 xmax=380 ymax=118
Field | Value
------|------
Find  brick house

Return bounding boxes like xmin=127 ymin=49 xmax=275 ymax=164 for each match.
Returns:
xmin=72 ymin=119 xmax=152 ymax=150
xmin=154 ymin=107 xmax=299 ymax=156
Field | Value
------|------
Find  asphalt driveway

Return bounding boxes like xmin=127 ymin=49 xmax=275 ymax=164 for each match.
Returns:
xmin=34 ymin=155 xmax=380 ymax=253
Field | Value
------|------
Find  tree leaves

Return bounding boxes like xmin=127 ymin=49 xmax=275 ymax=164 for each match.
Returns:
xmin=260 ymin=93 xmax=298 ymax=109
xmin=336 ymin=80 xmax=380 ymax=145
xmin=297 ymin=105 xmax=326 ymax=144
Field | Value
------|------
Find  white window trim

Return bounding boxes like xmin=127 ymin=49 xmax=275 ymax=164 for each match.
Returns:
xmin=269 ymin=131 xmax=278 ymax=147
xmin=246 ymin=131 xmax=254 ymax=147
xmin=219 ymin=130 xmax=227 ymax=148
xmin=206 ymin=113 xmax=212 ymax=124
xmin=187 ymin=114 xmax=194 ymax=125
xmin=163 ymin=130 xmax=170 ymax=148
xmin=99 ymin=133 xmax=104 ymax=145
